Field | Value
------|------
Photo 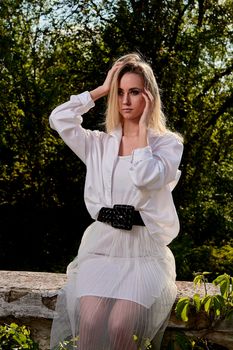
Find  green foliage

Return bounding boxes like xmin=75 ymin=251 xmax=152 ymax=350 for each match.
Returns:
xmin=167 ymin=331 xmax=228 ymax=350
xmin=0 ymin=0 xmax=91 ymax=208
xmin=133 ymin=334 xmax=153 ymax=349
xmin=57 ymin=336 xmax=79 ymax=349
xmin=0 ymin=323 xmax=39 ymax=350
xmin=57 ymin=331 xmax=228 ymax=350
xmin=0 ymin=0 xmax=232 ymax=273
xmin=175 ymin=273 xmax=233 ymax=323
xmin=173 ymin=273 xmax=233 ymax=349
xmin=57 ymin=334 xmax=153 ymax=349
xmin=171 ymin=238 xmax=233 ymax=281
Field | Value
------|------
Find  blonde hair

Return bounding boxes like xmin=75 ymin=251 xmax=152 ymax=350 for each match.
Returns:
xmin=105 ymin=53 xmax=168 ymax=134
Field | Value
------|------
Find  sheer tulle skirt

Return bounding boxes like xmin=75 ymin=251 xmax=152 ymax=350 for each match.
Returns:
xmin=50 ymin=222 xmax=177 ymax=350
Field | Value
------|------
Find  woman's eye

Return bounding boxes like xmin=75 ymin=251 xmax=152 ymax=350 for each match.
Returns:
xmin=130 ymin=90 xmax=140 ymax=95
xmin=118 ymin=89 xmax=141 ymax=96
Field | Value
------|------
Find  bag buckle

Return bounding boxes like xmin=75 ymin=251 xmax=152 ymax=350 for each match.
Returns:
xmin=112 ymin=205 xmax=135 ymax=230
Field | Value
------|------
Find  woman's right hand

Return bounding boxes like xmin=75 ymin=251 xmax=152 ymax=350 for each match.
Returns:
xmin=102 ymin=62 xmax=123 ymax=94
xmin=90 ymin=62 xmax=123 ymax=101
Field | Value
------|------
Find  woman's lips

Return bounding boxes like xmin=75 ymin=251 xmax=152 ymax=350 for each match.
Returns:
xmin=122 ymin=109 xmax=133 ymax=112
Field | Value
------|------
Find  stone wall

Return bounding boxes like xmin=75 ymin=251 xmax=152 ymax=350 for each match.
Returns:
xmin=0 ymin=271 xmax=232 ymax=349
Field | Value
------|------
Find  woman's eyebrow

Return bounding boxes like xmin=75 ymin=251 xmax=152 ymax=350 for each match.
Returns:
xmin=118 ymin=87 xmax=143 ymax=91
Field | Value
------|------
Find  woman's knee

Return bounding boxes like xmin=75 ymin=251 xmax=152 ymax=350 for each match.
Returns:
xmin=108 ymin=316 xmax=128 ymax=338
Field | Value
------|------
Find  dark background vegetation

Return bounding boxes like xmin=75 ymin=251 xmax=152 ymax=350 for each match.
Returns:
xmin=0 ymin=0 xmax=232 ymax=280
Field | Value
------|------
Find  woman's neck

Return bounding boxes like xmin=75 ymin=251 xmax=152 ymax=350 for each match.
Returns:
xmin=119 ymin=120 xmax=148 ymax=156
xmin=122 ymin=120 xmax=140 ymax=137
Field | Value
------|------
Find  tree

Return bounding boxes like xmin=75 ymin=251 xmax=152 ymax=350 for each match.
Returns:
xmin=0 ymin=0 xmax=97 ymax=271
xmin=0 ymin=0 xmax=232 ymax=277
xmin=94 ymin=0 xmax=233 ymax=248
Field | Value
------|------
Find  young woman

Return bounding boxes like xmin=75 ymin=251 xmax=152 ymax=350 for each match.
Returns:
xmin=49 ymin=53 xmax=183 ymax=350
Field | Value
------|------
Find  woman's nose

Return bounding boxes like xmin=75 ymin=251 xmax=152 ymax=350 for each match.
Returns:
xmin=122 ymin=93 xmax=130 ymax=105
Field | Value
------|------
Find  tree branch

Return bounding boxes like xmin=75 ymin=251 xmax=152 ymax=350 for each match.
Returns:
xmin=169 ymin=0 xmax=195 ymax=50
xmin=199 ymin=62 xmax=233 ymax=98
xmin=191 ymin=62 xmax=233 ymax=120
xmin=198 ymin=0 xmax=205 ymax=27
xmin=205 ymin=94 xmax=233 ymax=129
xmin=188 ymin=93 xmax=233 ymax=147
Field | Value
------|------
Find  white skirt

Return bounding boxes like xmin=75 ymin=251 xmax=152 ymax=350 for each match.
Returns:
xmin=50 ymin=221 xmax=177 ymax=350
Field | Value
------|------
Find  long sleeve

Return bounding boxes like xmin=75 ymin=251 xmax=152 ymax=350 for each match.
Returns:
xmin=129 ymin=134 xmax=183 ymax=191
xmin=49 ymin=91 xmax=97 ymax=163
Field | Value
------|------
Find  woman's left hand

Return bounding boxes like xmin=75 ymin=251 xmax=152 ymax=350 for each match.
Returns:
xmin=139 ymin=89 xmax=154 ymax=129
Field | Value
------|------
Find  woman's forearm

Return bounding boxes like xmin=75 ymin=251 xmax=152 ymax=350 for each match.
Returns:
xmin=90 ymin=86 xmax=108 ymax=101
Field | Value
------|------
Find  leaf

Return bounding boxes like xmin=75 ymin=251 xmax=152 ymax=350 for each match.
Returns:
xmin=213 ymin=274 xmax=231 ymax=299
xmin=175 ymin=297 xmax=191 ymax=321
xmin=202 ymin=295 xmax=212 ymax=315
xmin=213 ymin=274 xmax=229 ymax=284
xmin=193 ymin=274 xmax=204 ymax=287
xmin=226 ymin=308 xmax=233 ymax=320
xmin=212 ymin=295 xmax=225 ymax=317
xmin=181 ymin=303 xmax=190 ymax=322
xmin=193 ymin=293 xmax=201 ymax=312
xmin=220 ymin=280 xmax=230 ymax=299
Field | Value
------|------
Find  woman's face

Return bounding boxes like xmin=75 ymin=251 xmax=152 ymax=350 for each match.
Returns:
xmin=118 ymin=72 xmax=145 ymax=122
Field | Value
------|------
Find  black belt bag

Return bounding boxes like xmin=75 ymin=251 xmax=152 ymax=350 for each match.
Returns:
xmin=97 ymin=204 xmax=145 ymax=231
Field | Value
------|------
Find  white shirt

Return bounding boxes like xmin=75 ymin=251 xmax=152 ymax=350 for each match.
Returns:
xmin=112 ymin=156 xmax=133 ymax=204
xmin=49 ymin=91 xmax=183 ymax=245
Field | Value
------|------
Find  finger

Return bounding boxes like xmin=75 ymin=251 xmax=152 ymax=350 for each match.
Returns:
xmin=112 ymin=62 xmax=124 ymax=71
xmin=104 ymin=63 xmax=123 ymax=86
xmin=107 ymin=62 xmax=123 ymax=80
xmin=141 ymin=91 xmax=150 ymax=105
xmin=143 ymin=89 xmax=154 ymax=102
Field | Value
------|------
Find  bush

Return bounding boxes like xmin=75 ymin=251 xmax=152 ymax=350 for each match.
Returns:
xmin=171 ymin=237 xmax=233 ymax=280
xmin=171 ymin=273 xmax=233 ymax=350
xmin=0 ymin=323 xmax=39 ymax=350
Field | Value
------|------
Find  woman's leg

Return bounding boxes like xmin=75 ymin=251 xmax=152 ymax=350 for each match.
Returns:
xmin=108 ymin=299 xmax=146 ymax=350
xmin=79 ymin=296 xmax=110 ymax=350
